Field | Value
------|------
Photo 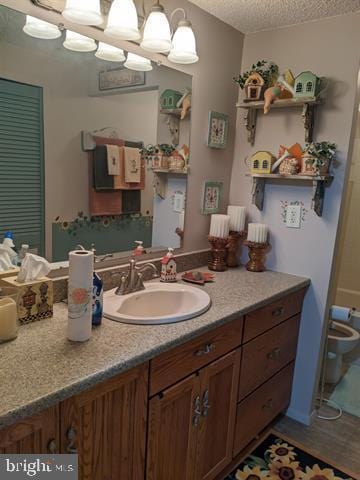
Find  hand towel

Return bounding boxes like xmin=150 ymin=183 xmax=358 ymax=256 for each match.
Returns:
xmin=93 ymin=145 xmax=114 ymax=190
xmin=124 ymin=146 xmax=141 ymax=183
xmin=114 ymin=147 xmax=146 ymax=191
xmin=106 ymin=144 xmax=121 ymax=175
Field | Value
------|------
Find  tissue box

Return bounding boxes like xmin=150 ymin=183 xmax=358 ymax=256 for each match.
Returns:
xmin=0 ymin=267 xmax=20 ymax=280
xmin=0 ymin=276 xmax=53 ymax=325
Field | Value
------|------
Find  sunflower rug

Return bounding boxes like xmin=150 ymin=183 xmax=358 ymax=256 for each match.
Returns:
xmin=224 ymin=432 xmax=358 ymax=480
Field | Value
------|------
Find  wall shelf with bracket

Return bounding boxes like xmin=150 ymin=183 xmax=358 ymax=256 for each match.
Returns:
xmin=246 ymin=173 xmax=333 ymax=217
xmin=159 ymin=109 xmax=191 ymax=145
xmin=237 ymin=97 xmax=323 ymax=145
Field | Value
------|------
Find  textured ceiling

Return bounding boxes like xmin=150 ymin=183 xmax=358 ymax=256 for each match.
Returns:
xmin=188 ymin=0 xmax=360 ymax=33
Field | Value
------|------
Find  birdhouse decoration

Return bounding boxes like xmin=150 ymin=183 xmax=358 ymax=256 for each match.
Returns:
xmin=160 ymin=89 xmax=183 ymax=110
xmin=250 ymin=151 xmax=276 ymax=174
xmin=160 ymin=248 xmax=177 ymax=282
xmin=244 ymin=72 xmax=265 ymax=101
xmin=294 ymin=71 xmax=321 ymax=98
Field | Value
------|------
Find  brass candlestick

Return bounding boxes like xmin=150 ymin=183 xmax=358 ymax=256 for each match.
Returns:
xmin=208 ymin=236 xmax=228 ymax=271
xmin=243 ymin=240 xmax=271 ymax=272
xmin=226 ymin=231 xmax=247 ymax=268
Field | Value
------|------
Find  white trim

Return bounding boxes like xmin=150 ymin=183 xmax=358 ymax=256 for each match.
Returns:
xmin=285 ymin=406 xmax=316 ymax=425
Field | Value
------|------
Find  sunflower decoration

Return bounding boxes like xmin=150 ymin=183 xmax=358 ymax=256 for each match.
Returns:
xmin=268 ymin=459 xmax=304 ymax=480
xmin=267 ymin=441 xmax=297 ymax=463
xmin=302 ymin=464 xmax=344 ymax=480
xmin=235 ymin=465 xmax=270 ymax=480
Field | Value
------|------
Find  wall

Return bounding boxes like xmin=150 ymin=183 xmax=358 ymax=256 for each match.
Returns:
xmin=230 ymin=13 xmax=360 ymax=423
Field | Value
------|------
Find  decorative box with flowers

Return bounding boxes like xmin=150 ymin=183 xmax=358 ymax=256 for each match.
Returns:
xmin=301 ymin=142 xmax=336 ymax=176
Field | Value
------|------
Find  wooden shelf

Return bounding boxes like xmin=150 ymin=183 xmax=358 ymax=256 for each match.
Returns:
xmin=246 ymin=173 xmax=333 ymax=217
xmin=152 ymin=168 xmax=188 ymax=175
xmin=236 ymin=96 xmax=323 ymax=145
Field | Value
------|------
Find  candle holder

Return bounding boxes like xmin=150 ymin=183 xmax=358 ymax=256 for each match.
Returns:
xmin=226 ymin=231 xmax=247 ymax=268
xmin=243 ymin=241 xmax=271 ymax=272
xmin=208 ymin=236 xmax=228 ymax=271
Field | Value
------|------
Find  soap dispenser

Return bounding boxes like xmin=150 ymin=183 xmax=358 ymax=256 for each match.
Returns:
xmin=133 ymin=240 xmax=145 ymax=256
xmin=160 ymin=248 xmax=177 ymax=282
xmin=91 ymin=245 xmax=103 ymax=327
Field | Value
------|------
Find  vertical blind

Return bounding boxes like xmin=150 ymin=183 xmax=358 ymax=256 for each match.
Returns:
xmin=0 ymin=78 xmax=44 ymax=254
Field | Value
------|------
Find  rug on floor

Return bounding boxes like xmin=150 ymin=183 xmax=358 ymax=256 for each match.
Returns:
xmin=225 ymin=432 xmax=355 ymax=480
xmin=329 ymin=364 xmax=360 ymax=418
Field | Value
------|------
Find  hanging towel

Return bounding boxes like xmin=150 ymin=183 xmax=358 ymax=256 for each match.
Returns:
xmin=124 ymin=146 xmax=141 ymax=183
xmin=114 ymin=146 xmax=146 ymax=190
xmin=93 ymin=145 xmax=114 ymax=190
xmin=106 ymin=144 xmax=121 ymax=175
xmin=122 ymin=190 xmax=141 ymax=214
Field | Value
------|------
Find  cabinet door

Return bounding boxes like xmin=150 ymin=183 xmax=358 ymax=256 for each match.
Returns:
xmin=0 ymin=406 xmax=59 ymax=454
xmin=147 ymin=373 xmax=200 ymax=480
xmin=196 ymin=349 xmax=241 ymax=480
xmin=60 ymin=363 xmax=148 ymax=480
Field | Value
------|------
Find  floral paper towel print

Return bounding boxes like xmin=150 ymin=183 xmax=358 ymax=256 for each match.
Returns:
xmin=68 ymin=287 xmax=91 ymax=319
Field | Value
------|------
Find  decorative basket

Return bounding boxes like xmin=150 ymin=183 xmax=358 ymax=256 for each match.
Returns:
xmin=151 ymin=154 xmax=169 ymax=170
xmin=168 ymin=154 xmax=185 ymax=171
xmin=301 ymin=154 xmax=330 ymax=176
xmin=279 ymin=157 xmax=300 ymax=175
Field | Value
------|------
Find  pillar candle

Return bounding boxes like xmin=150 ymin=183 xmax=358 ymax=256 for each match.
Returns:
xmin=0 ymin=297 xmax=18 ymax=342
xmin=247 ymin=223 xmax=268 ymax=243
xmin=209 ymin=214 xmax=230 ymax=238
xmin=227 ymin=206 xmax=246 ymax=232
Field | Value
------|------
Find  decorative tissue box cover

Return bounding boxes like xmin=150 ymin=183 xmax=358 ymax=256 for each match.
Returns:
xmin=0 ymin=276 xmax=53 ymax=325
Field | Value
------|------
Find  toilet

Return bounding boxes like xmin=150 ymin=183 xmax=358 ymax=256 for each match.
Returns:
xmin=326 ymin=321 xmax=360 ymax=383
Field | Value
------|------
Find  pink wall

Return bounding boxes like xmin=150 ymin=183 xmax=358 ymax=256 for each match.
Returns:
xmin=231 ymin=12 xmax=360 ymax=423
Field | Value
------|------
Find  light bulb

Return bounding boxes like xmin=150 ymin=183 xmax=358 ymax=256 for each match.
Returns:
xmin=105 ymin=0 xmax=140 ymax=41
xmin=141 ymin=6 xmax=171 ymax=53
xmin=95 ymin=42 xmax=126 ymax=62
xmin=23 ymin=15 xmax=61 ymax=40
xmin=168 ymin=20 xmax=199 ymax=64
xmin=63 ymin=30 xmax=97 ymax=52
xmin=124 ymin=53 xmax=153 ymax=72
xmin=62 ymin=0 xmax=103 ymax=26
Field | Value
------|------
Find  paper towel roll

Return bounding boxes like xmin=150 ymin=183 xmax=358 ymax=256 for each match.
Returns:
xmin=67 ymin=250 xmax=94 ymax=342
xmin=330 ymin=305 xmax=353 ymax=322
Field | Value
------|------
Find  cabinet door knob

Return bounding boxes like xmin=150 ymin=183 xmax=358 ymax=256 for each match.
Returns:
xmin=272 ymin=306 xmax=284 ymax=317
xmin=202 ymin=389 xmax=211 ymax=417
xmin=194 ymin=343 xmax=215 ymax=357
xmin=66 ymin=426 xmax=78 ymax=454
xmin=192 ymin=395 xmax=202 ymax=426
xmin=267 ymin=347 xmax=281 ymax=360
xmin=47 ymin=439 xmax=57 ymax=454
xmin=262 ymin=399 xmax=273 ymax=411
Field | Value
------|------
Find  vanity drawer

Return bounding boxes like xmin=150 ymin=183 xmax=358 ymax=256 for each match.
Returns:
xmin=150 ymin=317 xmax=243 ymax=396
xmin=238 ymin=314 xmax=300 ymax=401
xmin=233 ymin=362 xmax=294 ymax=457
xmin=243 ymin=288 xmax=306 ymax=343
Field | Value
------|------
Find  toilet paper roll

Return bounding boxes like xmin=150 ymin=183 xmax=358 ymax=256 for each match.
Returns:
xmin=67 ymin=250 xmax=94 ymax=342
xmin=330 ymin=305 xmax=353 ymax=322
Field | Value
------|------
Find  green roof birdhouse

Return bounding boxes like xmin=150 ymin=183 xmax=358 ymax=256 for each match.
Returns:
xmin=160 ymin=89 xmax=183 ymax=110
xmin=294 ymin=71 xmax=321 ymax=98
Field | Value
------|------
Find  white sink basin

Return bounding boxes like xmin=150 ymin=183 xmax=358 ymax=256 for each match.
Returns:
xmin=103 ymin=282 xmax=211 ymax=325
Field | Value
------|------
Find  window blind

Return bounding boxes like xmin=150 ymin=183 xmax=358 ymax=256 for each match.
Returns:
xmin=0 ymin=78 xmax=44 ymax=254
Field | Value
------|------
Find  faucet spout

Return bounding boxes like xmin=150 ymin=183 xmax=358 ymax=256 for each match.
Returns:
xmin=114 ymin=258 xmax=159 ymax=296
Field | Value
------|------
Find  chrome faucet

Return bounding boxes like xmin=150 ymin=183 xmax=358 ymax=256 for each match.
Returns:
xmin=114 ymin=257 xmax=158 ymax=296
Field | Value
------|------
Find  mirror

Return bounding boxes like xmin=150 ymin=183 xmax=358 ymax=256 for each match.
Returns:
xmin=0 ymin=5 xmax=191 ymax=265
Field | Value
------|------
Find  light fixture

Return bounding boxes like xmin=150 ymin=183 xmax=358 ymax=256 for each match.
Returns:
xmin=168 ymin=18 xmax=199 ymax=64
xmin=63 ymin=30 xmax=97 ymax=52
xmin=124 ymin=52 xmax=153 ymax=72
xmin=105 ymin=0 xmax=141 ymax=41
xmin=95 ymin=42 xmax=126 ymax=62
xmin=23 ymin=15 xmax=61 ymax=40
xmin=141 ymin=3 xmax=172 ymax=53
xmin=62 ymin=0 xmax=103 ymax=26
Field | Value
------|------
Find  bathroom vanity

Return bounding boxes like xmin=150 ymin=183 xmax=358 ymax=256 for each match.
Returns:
xmin=0 ymin=268 xmax=309 ymax=480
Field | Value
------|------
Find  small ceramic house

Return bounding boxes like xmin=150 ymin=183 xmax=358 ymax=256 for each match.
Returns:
xmin=250 ymin=151 xmax=276 ymax=174
xmin=244 ymin=72 xmax=265 ymax=101
xmin=160 ymin=89 xmax=183 ymax=110
xmin=294 ymin=71 xmax=321 ymax=98
xmin=160 ymin=248 xmax=177 ymax=282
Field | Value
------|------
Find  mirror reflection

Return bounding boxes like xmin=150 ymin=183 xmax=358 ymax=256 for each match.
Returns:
xmin=0 ymin=5 xmax=191 ymax=266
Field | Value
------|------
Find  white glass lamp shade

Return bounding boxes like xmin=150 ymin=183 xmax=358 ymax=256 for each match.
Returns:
xmin=124 ymin=53 xmax=153 ymax=72
xmin=63 ymin=30 xmax=97 ymax=52
xmin=62 ymin=0 xmax=103 ymax=26
xmin=140 ymin=9 xmax=171 ymax=53
xmin=23 ymin=16 xmax=61 ymax=40
xmin=105 ymin=0 xmax=140 ymax=41
xmin=168 ymin=21 xmax=199 ymax=64
xmin=95 ymin=42 xmax=125 ymax=62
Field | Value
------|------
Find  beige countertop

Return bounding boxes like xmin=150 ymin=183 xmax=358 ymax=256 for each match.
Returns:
xmin=0 ymin=267 xmax=310 ymax=429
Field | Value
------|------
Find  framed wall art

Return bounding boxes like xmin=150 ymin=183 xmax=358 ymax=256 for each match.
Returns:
xmin=201 ymin=181 xmax=223 ymax=214
xmin=99 ymin=67 xmax=146 ymax=91
xmin=207 ymin=111 xmax=229 ymax=149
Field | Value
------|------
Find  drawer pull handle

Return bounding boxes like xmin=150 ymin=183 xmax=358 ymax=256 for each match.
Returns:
xmin=193 ymin=395 xmax=202 ymax=426
xmin=47 ymin=439 xmax=57 ymax=454
xmin=202 ymin=389 xmax=211 ymax=417
xmin=272 ymin=306 xmax=284 ymax=317
xmin=267 ymin=347 xmax=281 ymax=360
xmin=66 ymin=426 xmax=78 ymax=454
xmin=262 ymin=399 xmax=273 ymax=411
xmin=194 ymin=343 xmax=215 ymax=357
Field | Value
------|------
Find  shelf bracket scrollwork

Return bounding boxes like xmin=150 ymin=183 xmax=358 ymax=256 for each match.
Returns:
xmin=244 ymin=108 xmax=257 ymax=145
xmin=302 ymin=103 xmax=315 ymax=143
xmin=251 ymin=177 xmax=265 ymax=211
